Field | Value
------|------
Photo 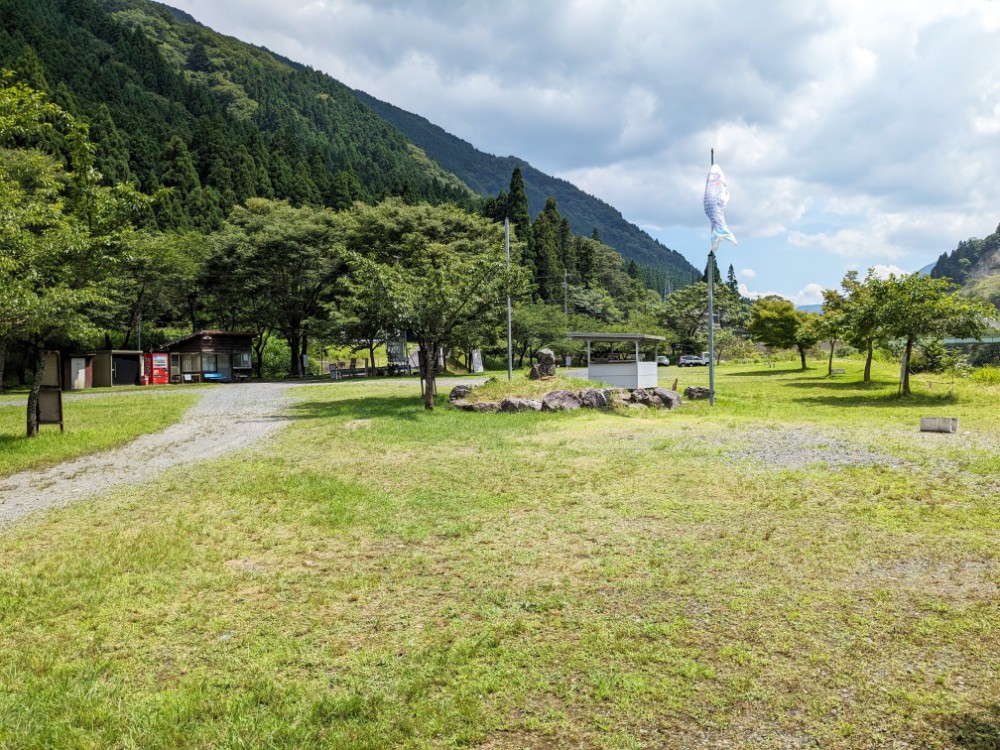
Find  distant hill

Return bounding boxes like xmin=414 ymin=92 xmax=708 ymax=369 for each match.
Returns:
xmin=1 ymin=0 xmax=699 ymax=289
xmin=353 ymin=90 xmax=700 ymax=284
xmin=0 ymin=0 xmax=474 ymax=231
xmin=917 ymin=261 xmax=937 ymax=275
xmin=931 ymin=223 xmax=1000 ymax=305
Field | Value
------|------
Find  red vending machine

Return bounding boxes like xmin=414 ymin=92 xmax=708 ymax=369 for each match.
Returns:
xmin=144 ymin=352 xmax=170 ymax=385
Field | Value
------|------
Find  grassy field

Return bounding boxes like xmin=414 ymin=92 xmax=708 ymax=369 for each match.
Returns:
xmin=0 ymin=389 xmax=198 ymax=476
xmin=1 ymin=362 xmax=998 ymax=749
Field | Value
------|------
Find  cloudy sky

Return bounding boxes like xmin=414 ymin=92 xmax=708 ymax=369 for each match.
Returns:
xmin=165 ymin=0 xmax=1000 ymax=304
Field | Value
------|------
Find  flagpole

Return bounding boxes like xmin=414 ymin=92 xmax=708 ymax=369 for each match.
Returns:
xmin=707 ymin=249 xmax=716 ymax=406
xmin=707 ymin=149 xmax=716 ymax=406
xmin=505 ymin=217 xmax=513 ymax=381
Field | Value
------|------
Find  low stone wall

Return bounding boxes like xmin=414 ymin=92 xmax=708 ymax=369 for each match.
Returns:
xmin=449 ymin=384 xmax=682 ymax=413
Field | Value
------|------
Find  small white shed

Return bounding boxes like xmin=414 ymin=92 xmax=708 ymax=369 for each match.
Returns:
xmin=567 ymin=332 xmax=664 ymax=389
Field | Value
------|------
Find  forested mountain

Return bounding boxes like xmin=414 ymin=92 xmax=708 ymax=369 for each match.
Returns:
xmin=354 ymin=90 xmax=699 ymax=286
xmin=0 ymin=0 xmax=474 ymax=232
xmin=931 ymin=222 xmax=1000 ymax=305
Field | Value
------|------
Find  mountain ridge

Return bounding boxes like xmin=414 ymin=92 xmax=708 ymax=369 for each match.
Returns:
xmin=353 ymin=89 xmax=699 ymax=284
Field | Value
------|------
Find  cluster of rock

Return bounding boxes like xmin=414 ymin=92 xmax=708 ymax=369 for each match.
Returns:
xmin=449 ymin=385 xmax=682 ymax=414
xmin=528 ymin=348 xmax=557 ymax=380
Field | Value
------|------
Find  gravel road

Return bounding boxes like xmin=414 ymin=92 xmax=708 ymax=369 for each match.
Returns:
xmin=0 ymin=382 xmax=301 ymax=529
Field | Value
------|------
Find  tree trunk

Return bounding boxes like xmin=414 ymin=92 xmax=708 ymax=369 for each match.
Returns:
xmin=827 ymin=340 xmax=836 ymax=375
xmin=798 ymin=345 xmax=807 ymax=370
xmin=301 ymin=331 xmax=309 ymax=377
xmin=419 ymin=342 xmax=437 ymax=410
xmin=863 ymin=340 xmax=873 ymax=383
xmin=0 ymin=336 xmax=8 ymax=393
xmin=288 ymin=333 xmax=301 ymax=378
xmin=253 ymin=339 xmax=266 ymax=379
xmin=369 ymin=343 xmax=377 ymax=375
xmin=901 ymin=337 xmax=914 ymax=396
xmin=25 ymin=347 xmax=45 ymax=438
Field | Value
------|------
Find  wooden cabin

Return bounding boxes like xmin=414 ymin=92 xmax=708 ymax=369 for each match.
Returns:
xmin=164 ymin=330 xmax=253 ymax=383
xmin=91 ymin=350 xmax=143 ymax=388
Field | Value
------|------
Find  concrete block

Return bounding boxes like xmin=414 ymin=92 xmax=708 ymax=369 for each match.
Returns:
xmin=920 ymin=417 xmax=958 ymax=433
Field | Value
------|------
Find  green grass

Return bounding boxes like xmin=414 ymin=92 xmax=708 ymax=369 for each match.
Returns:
xmin=1 ymin=361 xmax=999 ymax=749
xmin=0 ymin=389 xmax=198 ymax=477
xmin=461 ymin=373 xmax=606 ymax=403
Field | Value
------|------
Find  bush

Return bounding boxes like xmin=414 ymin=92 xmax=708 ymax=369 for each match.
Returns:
xmin=970 ymin=365 xmax=1000 ymax=385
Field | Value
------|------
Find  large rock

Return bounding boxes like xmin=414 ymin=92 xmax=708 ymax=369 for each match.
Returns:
xmin=528 ymin=363 xmax=544 ymax=380
xmin=464 ymin=401 xmax=500 ymax=412
xmin=541 ymin=389 xmax=583 ymax=412
xmin=449 ymin=385 xmax=473 ymax=403
xmin=499 ymin=397 xmax=543 ymax=413
xmin=684 ymin=386 xmax=711 ymax=400
xmin=536 ymin=348 xmax=557 ymax=377
xmin=578 ymin=387 xmax=610 ymax=409
xmin=630 ymin=388 xmax=655 ymax=406
xmin=652 ymin=388 xmax=682 ymax=410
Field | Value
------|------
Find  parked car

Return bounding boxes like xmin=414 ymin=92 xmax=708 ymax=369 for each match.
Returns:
xmin=656 ymin=355 xmax=670 ymax=366
xmin=677 ymin=355 xmax=709 ymax=367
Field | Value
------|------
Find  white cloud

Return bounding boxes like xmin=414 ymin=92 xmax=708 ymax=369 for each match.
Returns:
xmin=870 ymin=264 xmax=908 ymax=279
xmin=793 ymin=283 xmax=827 ymax=306
xmin=738 ymin=282 xmax=826 ymax=307
xmin=738 ymin=268 xmax=757 ymax=280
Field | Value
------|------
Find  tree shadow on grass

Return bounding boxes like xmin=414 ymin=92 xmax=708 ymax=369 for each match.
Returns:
xmin=783 ymin=379 xmax=897 ymax=391
xmin=792 ymin=391 xmax=959 ymax=409
xmin=288 ymin=394 xmax=430 ymax=423
xmin=943 ymin=704 xmax=1000 ymax=749
xmin=724 ymin=368 xmax=803 ymax=377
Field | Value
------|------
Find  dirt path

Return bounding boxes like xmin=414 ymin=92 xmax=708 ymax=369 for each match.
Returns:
xmin=0 ymin=382 xmax=302 ymax=529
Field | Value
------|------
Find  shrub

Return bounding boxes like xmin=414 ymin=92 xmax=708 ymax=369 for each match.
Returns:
xmin=970 ymin=365 xmax=1000 ymax=385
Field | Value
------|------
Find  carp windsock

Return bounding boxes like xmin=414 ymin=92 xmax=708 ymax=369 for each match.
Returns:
xmin=703 ymin=164 xmax=737 ymax=253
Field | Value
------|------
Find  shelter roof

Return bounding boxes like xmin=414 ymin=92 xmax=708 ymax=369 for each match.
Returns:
xmin=162 ymin=330 xmax=254 ymax=349
xmin=566 ymin=332 xmax=665 ymax=344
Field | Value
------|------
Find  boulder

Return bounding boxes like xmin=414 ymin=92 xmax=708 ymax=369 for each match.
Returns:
xmin=630 ymin=388 xmax=654 ymax=406
xmin=541 ymin=389 xmax=583 ymax=412
xmin=578 ymin=387 xmax=610 ymax=409
xmin=652 ymin=388 xmax=682 ymax=410
xmin=466 ymin=401 xmax=500 ymax=413
xmin=536 ymin=348 xmax=557 ymax=377
xmin=683 ymin=386 xmax=711 ymax=400
xmin=528 ymin=363 xmax=544 ymax=380
xmin=499 ymin=397 xmax=543 ymax=413
xmin=449 ymin=384 xmax=473 ymax=403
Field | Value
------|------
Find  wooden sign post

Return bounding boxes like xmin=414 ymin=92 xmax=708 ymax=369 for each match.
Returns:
xmin=37 ymin=351 xmax=64 ymax=432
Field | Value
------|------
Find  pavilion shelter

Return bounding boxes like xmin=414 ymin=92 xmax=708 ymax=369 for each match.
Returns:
xmin=566 ymin=332 xmax=664 ymax=389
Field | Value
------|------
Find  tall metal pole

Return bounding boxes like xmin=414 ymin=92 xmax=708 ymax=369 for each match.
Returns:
xmin=505 ymin=218 xmax=513 ymax=381
xmin=563 ymin=269 xmax=568 ymax=315
xmin=707 ymin=251 xmax=716 ymax=406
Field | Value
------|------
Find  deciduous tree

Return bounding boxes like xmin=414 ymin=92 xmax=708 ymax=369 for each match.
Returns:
xmin=880 ymin=273 xmax=991 ymax=395
xmin=342 ymin=199 xmax=524 ymax=409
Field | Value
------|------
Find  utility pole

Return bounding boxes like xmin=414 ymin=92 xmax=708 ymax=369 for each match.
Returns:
xmin=563 ymin=269 xmax=568 ymax=315
xmin=505 ymin=218 xmax=513 ymax=381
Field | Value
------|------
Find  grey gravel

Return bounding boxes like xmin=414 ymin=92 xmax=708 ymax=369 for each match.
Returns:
xmin=724 ymin=426 xmax=907 ymax=470
xmin=0 ymin=382 xmax=302 ymax=529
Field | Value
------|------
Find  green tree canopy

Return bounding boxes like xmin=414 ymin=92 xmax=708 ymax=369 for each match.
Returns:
xmin=342 ymin=199 xmax=525 ymax=409
xmin=747 ymin=295 xmax=819 ymax=369
xmin=879 ymin=273 xmax=992 ymax=395
xmin=210 ymin=199 xmax=346 ymax=378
